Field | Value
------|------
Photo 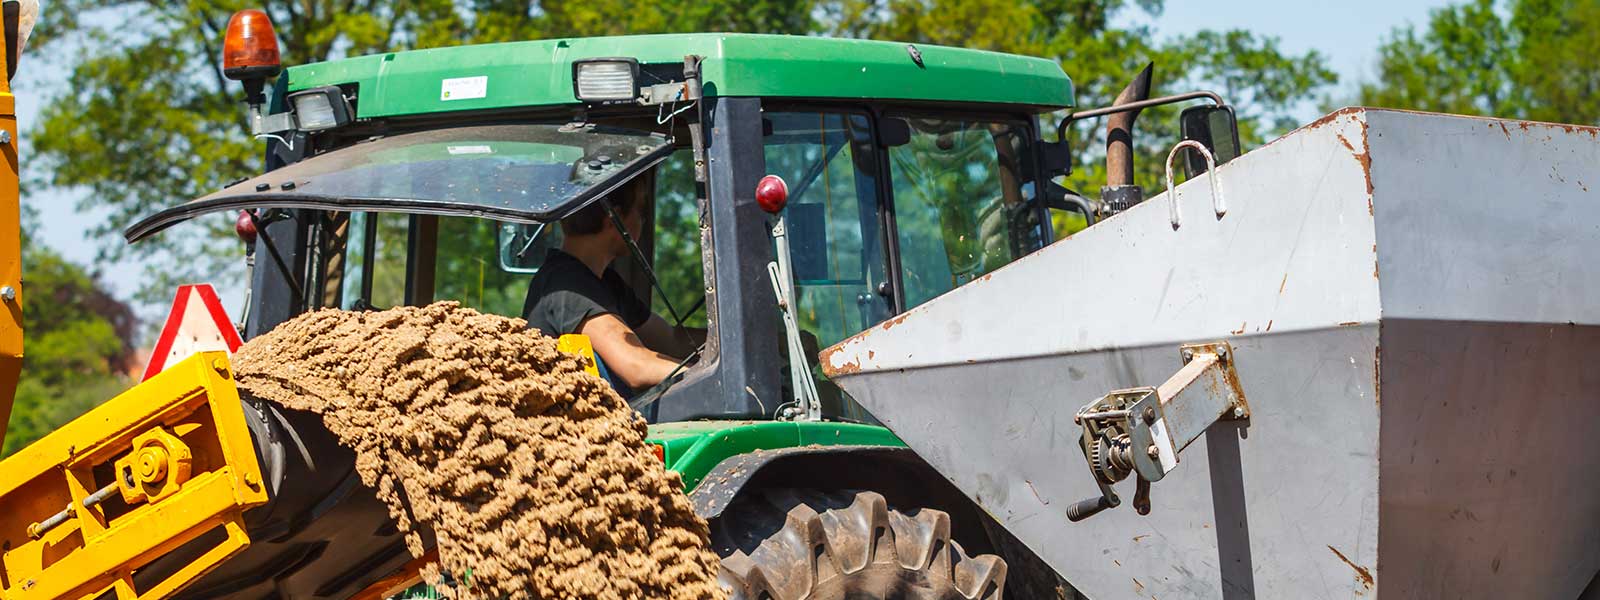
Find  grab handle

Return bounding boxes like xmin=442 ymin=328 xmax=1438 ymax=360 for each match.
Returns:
xmin=1164 ymin=140 xmax=1225 ymax=229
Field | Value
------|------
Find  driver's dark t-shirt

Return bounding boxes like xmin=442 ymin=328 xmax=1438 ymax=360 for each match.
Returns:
xmin=522 ymin=249 xmax=651 ymax=337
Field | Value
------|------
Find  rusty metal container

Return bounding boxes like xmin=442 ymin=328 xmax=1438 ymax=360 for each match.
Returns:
xmin=822 ymin=108 xmax=1600 ymax=598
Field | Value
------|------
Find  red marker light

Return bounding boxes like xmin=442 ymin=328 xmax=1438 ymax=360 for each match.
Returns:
xmin=235 ymin=210 xmax=258 ymax=245
xmin=755 ymin=174 xmax=788 ymax=214
xmin=222 ymin=9 xmax=282 ymax=81
xmin=650 ymin=444 xmax=666 ymax=463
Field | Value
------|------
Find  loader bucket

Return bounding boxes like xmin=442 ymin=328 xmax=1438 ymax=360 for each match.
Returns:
xmin=822 ymin=108 xmax=1600 ymax=599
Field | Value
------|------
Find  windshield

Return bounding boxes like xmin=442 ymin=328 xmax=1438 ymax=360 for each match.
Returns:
xmin=125 ymin=123 xmax=674 ymax=242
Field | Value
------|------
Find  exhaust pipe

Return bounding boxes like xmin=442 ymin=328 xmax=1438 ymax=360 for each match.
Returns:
xmin=1101 ymin=62 xmax=1154 ymax=214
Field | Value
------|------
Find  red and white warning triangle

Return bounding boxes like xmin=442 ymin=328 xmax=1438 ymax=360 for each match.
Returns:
xmin=142 ymin=283 xmax=244 ymax=381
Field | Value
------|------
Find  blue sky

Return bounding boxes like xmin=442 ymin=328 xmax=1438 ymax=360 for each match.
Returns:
xmin=22 ymin=0 xmax=1451 ymax=317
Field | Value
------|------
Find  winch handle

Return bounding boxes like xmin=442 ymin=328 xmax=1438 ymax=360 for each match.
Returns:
xmin=1067 ymin=494 xmax=1116 ymax=522
xmin=1164 ymin=140 xmax=1225 ymax=229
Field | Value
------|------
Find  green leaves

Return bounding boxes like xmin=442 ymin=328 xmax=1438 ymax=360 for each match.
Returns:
xmin=1362 ymin=0 xmax=1600 ymax=125
xmin=2 ymin=245 xmax=139 ymax=456
xmin=29 ymin=0 xmax=1336 ymax=306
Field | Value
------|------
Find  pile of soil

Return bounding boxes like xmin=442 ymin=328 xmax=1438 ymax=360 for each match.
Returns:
xmin=231 ymin=302 xmax=726 ymax=600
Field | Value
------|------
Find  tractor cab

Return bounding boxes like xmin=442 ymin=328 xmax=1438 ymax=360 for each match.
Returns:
xmin=128 ymin=30 xmax=1082 ymax=425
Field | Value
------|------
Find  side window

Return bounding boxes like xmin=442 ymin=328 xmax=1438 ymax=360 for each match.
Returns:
xmin=887 ymin=117 xmax=1037 ymax=309
xmin=651 ymin=150 xmax=706 ymax=328
xmin=764 ymin=111 xmax=891 ymax=423
xmin=433 ymin=216 xmax=528 ymax=316
xmin=340 ymin=211 xmax=409 ymax=310
xmin=763 ymin=112 xmax=892 ymax=349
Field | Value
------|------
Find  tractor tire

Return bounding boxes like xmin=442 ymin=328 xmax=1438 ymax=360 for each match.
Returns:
xmin=713 ymin=489 xmax=1007 ymax=600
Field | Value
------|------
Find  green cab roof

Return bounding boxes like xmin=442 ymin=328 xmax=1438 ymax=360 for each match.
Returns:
xmin=285 ymin=33 xmax=1073 ymax=119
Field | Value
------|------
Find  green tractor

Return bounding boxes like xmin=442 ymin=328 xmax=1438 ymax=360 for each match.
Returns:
xmin=129 ymin=21 xmax=1237 ymax=600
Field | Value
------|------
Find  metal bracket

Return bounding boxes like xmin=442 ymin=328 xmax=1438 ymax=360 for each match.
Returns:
xmin=0 ymin=352 xmax=268 ymax=600
xmin=1068 ymin=341 xmax=1247 ymax=521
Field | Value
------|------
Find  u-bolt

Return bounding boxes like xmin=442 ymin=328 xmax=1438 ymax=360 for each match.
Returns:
xmin=1164 ymin=140 xmax=1226 ymax=229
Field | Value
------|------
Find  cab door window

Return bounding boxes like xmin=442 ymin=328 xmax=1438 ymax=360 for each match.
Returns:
xmin=763 ymin=110 xmax=891 ymax=422
xmin=763 ymin=111 xmax=892 ymax=348
xmin=887 ymin=117 xmax=1038 ymax=309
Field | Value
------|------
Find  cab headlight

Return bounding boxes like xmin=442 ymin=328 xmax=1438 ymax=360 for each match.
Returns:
xmin=289 ymin=86 xmax=353 ymax=131
xmin=573 ymin=58 xmax=639 ymax=103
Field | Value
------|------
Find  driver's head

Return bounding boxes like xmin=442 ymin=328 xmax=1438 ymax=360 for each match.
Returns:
xmin=560 ymin=179 xmax=646 ymax=258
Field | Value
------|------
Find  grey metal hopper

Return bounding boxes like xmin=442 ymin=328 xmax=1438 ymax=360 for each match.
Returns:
xmin=821 ymin=108 xmax=1600 ymax=599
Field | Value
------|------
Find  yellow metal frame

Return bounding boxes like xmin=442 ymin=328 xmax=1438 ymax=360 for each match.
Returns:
xmin=0 ymin=27 xmax=22 ymax=451
xmin=0 ymin=352 xmax=267 ymax=600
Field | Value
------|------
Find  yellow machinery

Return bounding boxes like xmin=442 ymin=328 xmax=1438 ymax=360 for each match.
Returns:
xmin=0 ymin=2 xmax=271 ymax=599
xmin=0 ymin=0 xmax=27 ymax=454
xmin=0 ymin=353 xmax=268 ymax=600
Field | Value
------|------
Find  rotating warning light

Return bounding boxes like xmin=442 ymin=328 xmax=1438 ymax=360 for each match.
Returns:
xmin=222 ymin=9 xmax=281 ymax=81
xmin=756 ymin=175 xmax=789 ymax=214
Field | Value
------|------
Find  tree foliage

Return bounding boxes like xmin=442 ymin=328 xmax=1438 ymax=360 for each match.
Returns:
xmin=30 ymin=0 xmax=1333 ymax=304
xmin=2 ymin=243 xmax=139 ymax=456
xmin=820 ymin=0 xmax=1335 ymax=204
xmin=1361 ymin=0 xmax=1600 ymax=124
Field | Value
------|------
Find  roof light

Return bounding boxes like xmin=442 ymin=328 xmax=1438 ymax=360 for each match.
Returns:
xmin=222 ymin=9 xmax=281 ymax=82
xmin=573 ymin=58 xmax=639 ymax=103
xmin=289 ymin=86 xmax=353 ymax=131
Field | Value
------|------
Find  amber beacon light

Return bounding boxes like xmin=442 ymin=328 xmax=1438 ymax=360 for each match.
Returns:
xmin=222 ymin=9 xmax=281 ymax=102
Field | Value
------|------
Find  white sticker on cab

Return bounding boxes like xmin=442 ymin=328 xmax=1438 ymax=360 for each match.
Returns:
xmin=441 ymin=76 xmax=488 ymax=101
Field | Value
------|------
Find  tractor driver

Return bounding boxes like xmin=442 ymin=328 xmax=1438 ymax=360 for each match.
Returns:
xmin=521 ymin=178 xmax=702 ymax=396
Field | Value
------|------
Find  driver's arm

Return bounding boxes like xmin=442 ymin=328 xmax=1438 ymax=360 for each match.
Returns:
xmin=634 ymin=313 xmax=706 ymax=359
xmin=580 ymin=313 xmax=682 ymax=389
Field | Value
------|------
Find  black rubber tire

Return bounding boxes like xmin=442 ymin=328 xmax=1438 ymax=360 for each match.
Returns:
xmin=713 ymin=489 xmax=1007 ymax=600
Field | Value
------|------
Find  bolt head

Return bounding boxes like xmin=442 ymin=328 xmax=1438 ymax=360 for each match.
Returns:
xmin=1143 ymin=406 xmax=1157 ymax=424
xmin=1147 ymin=445 xmax=1161 ymax=459
xmin=1 ymin=286 xmax=16 ymax=301
xmin=137 ymin=447 xmax=169 ymax=481
xmin=1181 ymin=349 xmax=1195 ymax=362
xmin=1233 ymin=406 xmax=1246 ymax=418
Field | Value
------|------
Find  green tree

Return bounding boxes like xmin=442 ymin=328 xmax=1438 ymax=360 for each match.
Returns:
xmin=2 ymin=244 xmax=139 ymax=456
xmin=821 ymin=0 xmax=1335 ymax=211
xmin=33 ymin=0 xmax=1333 ymax=305
xmin=31 ymin=0 xmax=815 ymax=306
xmin=1361 ymin=0 xmax=1600 ymax=124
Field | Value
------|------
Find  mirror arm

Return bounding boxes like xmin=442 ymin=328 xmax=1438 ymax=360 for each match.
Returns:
xmin=1055 ymin=90 xmax=1225 ymax=142
xmin=1044 ymin=186 xmax=1099 ymax=226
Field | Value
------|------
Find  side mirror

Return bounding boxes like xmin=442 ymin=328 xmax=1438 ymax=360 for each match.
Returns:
xmin=877 ymin=118 xmax=912 ymax=147
xmin=497 ymin=222 xmax=562 ymax=274
xmin=1036 ymin=138 xmax=1071 ymax=178
xmin=1178 ymin=105 xmax=1241 ymax=177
